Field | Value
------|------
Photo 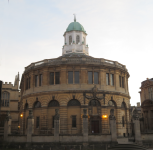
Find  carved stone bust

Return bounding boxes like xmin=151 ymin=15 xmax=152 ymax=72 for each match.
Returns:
xmin=109 ymin=109 xmax=116 ymax=120
xmin=83 ymin=109 xmax=88 ymax=118
xmin=54 ymin=109 xmax=60 ymax=120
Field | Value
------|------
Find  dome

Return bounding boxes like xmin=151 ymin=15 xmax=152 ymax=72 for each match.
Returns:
xmin=66 ymin=21 xmax=86 ymax=33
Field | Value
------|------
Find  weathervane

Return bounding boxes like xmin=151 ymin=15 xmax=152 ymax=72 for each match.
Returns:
xmin=73 ymin=14 xmax=76 ymax=22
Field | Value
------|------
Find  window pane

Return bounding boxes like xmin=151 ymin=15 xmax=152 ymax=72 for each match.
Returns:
xmin=88 ymin=72 xmax=93 ymax=84
xmin=94 ymin=72 xmax=99 ymax=84
xmin=76 ymin=35 xmax=80 ymax=44
xmin=72 ymin=116 xmax=76 ymax=127
xmin=52 ymin=116 xmax=54 ymax=128
xmin=55 ymin=72 xmax=60 ymax=84
xmin=110 ymin=74 xmax=114 ymax=86
xmin=29 ymin=77 xmax=31 ymax=89
xmin=35 ymin=75 xmax=38 ymax=87
xmin=50 ymin=72 xmax=54 ymax=85
xmin=74 ymin=71 xmax=79 ymax=84
xmin=68 ymin=71 xmax=73 ymax=84
xmin=39 ymin=74 xmax=42 ymax=86
xmin=122 ymin=77 xmax=124 ymax=88
xmin=69 ymin=36 xmax=72 ymax=45
xmin=36 ymin=117 xmax=40 ymax=128
xmin=119 ymin=76 xmax=122 ymax=87
xmin=106 ymin=73 xmax=109 ymax=85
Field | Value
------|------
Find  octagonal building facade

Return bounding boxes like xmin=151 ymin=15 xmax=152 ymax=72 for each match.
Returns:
xmin=19 ymin=17 xmax=130 ymax=138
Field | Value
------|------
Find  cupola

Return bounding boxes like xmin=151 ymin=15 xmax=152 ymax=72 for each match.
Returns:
xmin=62 ymin=15 xmax=89 ymax=55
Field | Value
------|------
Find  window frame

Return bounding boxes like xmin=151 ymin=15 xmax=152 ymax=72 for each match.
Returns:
xmin=106 ymin=73 xmax=110 ymax=85
xmin=49 ymin=72 xmax=60 ymax=85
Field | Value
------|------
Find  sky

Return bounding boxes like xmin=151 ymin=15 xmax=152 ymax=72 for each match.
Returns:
xmin=0 ymin=0 xmax=153 ymax=106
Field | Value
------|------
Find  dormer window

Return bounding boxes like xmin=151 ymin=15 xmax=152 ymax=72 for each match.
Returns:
xmin=69 ymin=36 xmax=72 ymax=45
xmin=76 ymin=35 xmax=80 ymax=44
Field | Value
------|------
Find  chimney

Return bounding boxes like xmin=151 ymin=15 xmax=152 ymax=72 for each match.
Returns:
xmin=137 ymin=102 xmax=140 ymax=107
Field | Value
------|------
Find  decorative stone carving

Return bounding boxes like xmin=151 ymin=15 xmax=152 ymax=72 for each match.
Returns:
xmin=109 ymin=109 xmax=116 ymax=120
xmin=83 ymin=109 xmax=88 ymax=118
xmin=85 ymin=85 xmax=104 ymax=100
xmin=54 ymin=109 xmax=60 ymax=120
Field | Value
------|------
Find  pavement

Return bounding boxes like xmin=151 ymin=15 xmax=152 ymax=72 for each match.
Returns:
xmin=117 ymin=138 xmax=153 ymax=150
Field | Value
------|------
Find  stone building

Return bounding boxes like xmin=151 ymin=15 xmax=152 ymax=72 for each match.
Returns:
xmin=19 ymin=17 xmax=131 ymax=139
xmin=139 ymin=78 xmax=153 ymax=132
xmin=0 ymin=73 xmax=20 ymax=135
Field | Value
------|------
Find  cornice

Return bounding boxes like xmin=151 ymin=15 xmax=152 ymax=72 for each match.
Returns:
xmin=21 ymin=90 xmax=130 ymax=100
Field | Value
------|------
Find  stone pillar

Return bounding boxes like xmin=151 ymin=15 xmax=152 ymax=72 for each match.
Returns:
xmin=4 ymin=111 xmax=12 ymax=141
xmin=83 ymin=109 xmax=88 ymax=142
xmin=27 ymin=110 xmax=34 ymax=142
xmin=109 ymin=109 xmax=117 ymax=143
xmin=54 ymin=109 xmax=60 ymax=142
xmin=132 ymin=112 xmax=142 ymax=144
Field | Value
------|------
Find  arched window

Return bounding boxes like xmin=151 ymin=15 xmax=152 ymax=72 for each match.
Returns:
xmin=25 ymin=103 xmax=29 ymax=109
xmin=68 ymin=99 xmax=81 ymax=106
xmin=121 ymin=102 xmax=126 ymax=108
xmin=89 ymin=99 xmax=101 ymax=106
xmin=69 ymin=36 xmax=72 ymax=45
xmin=34 ymin=101 xmax=41 ymax=108
xmin=1 ymin=92 xmax=10 ymax=107
xmin=76 ymin=35 xmax=80 ymax=44
xmin=48 ymin=100 xmax=59 ymax=107
xmin=108 ymin=100 xmax=116 ymax=107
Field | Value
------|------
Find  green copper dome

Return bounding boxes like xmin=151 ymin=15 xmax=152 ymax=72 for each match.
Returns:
xmin=66 ymin=19 xmax=86 ymax=33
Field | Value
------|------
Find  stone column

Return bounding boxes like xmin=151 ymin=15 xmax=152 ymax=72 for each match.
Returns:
xmin=83 ymin=109 xmax=88 ymax=142
xmin=54 ymin=109 xmax=60 ymax=142
xmin=4 ymin=111 xmax=12 ymax=141
xmin=132 ymin=113 xmax=142 ymax=144
xmin=109 ymin=109 xmax=117 ymax=143
xmin=27 ymin=110 xmax=34 ymax=142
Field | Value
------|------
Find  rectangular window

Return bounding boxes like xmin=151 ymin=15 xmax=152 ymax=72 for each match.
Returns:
xmin=122 ymin=77 xmax=124 ymax=88
xmin=122 ymin=116 xmax=124 ymax=127
xmin=74 ymin=71 xmax=79 ymax=84
xmin=110 ymin=74 xmax=114 ymax=86
xmin=39 ymin=74 xmax=42 ymax=86
xmin=26 ymin=78 xmax=28 ymax=90
xmin=94 ymin=72 xmax=99 ymax=84
xmin=50 ymin=72 xmax=54 ymax=85
xmin=35 ymin=75 xmax=38 ymax=87
xmin=72 ymin=116 xmax=76 ymax=127
xmin=29 ymin=77 xmax=31 ymax=89
xmin=88 ymin=72 xmax=93 ymax=84
xmin=119 ymin=76 xmax=122 ymax=87
xmin=52 ymin=116 xmax=54 ymax=128
xmin=68 ymin=71 xmax=73 ymax=84
xmin=36 ymin=116 xmax=40 ymax=128
xmin=55 ymin=72 xmax=60 ymax=84
xmin=106 ymin=73 xmax=109 ymax=85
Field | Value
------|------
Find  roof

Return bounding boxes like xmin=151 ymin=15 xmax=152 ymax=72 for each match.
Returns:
xmin=66 ymin=21 xmax=86 ymax=33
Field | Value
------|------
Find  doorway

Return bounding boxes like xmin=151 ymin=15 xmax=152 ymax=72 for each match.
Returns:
xmin=91 ymin=120 xmax=99 ymax=133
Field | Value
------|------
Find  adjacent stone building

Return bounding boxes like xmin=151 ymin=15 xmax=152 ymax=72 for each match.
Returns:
xmin=0 ymin=73 xmax=20 ymax=135
xmin=139 ymin=78 xmax=153 ymax=132
xmin=19 ymin=16 xmax=131 ymax=140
